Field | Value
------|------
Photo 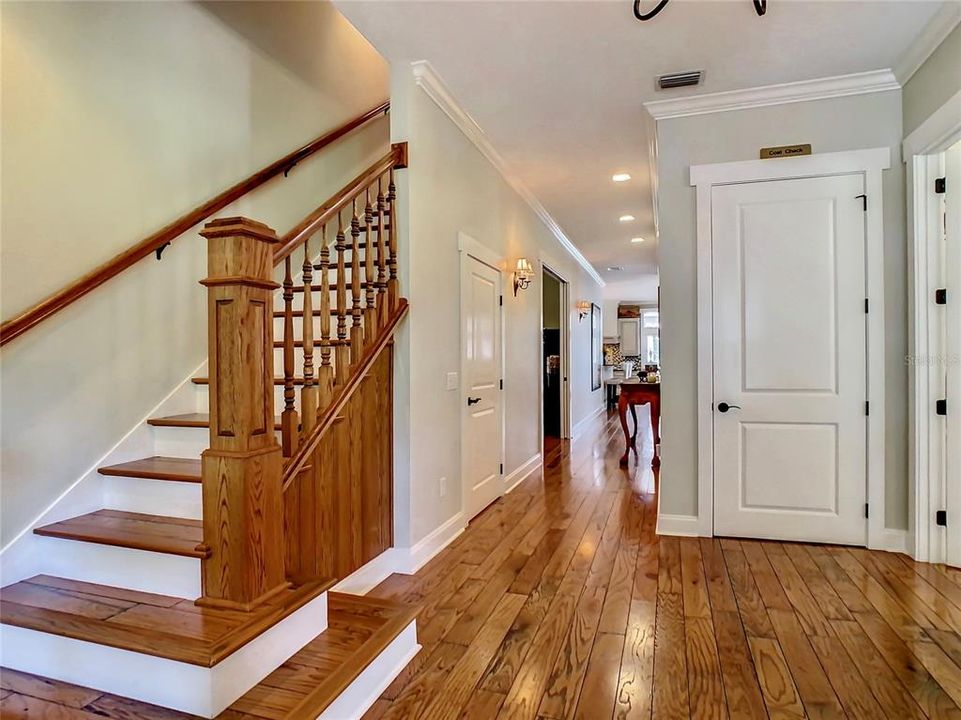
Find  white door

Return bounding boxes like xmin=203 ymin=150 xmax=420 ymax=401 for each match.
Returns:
xmin=462 ymin=254 xmax=504 ymax=520
xmin=712 ymin=174 xmax=867 ymax=544
xmin=619 ymin=318 xmax=641 ymax=356
xmin=945 ymin=144 xmax=961 ymax=565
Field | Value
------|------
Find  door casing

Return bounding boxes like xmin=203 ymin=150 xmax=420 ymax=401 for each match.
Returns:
xmin=690 ymin=148 xmax=890 ymax=549
xmin=539 ymin=261 xmax=572 ymax=450
xmin=458 ymin=232 xmax=506 ymax=521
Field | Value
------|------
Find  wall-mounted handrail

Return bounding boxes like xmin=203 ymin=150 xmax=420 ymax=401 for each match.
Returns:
xmin=0 ymin=100 xmax=390 ymax=347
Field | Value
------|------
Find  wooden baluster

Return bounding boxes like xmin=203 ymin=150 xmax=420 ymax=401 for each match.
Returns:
xmin=335 ymin=213 xmax=349 ymax=387
xmin=197 ymin=217 xmax=286 ymax=611
xmin=350 ymin=198 xmax=363 ymax=363
xmin=387 ymin=167 xmax=398 ymax=309
xmin=281 ymin=257 xmax=299 ymax=457
xmin=318 ymin=226 xmax=334 ymax=408
xmin=376 ymin=175 xmax=388 ymax=329
xmin=300 ymin=239 xmax=317 ymax=438
xmin=364 ymin=186 xmax=376 ymax=337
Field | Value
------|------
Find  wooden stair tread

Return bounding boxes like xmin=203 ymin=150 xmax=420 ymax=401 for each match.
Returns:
xmin=33 ymin=510 xmax=206 ymax=558
xmin=148 ymin=413 xmax=283 ymax=431
xmin=0 ymin=575 xmax=334 ymax=667
xmin=98 ymin=456 xmax=201 ymax=483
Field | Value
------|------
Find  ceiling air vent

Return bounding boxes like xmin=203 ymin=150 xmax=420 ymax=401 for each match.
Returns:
xmin=657 ymin=70 xmax=702 ymax=90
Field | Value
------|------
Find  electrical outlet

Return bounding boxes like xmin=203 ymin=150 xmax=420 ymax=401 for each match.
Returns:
xmin=439 ymin=477 xmax=448 ymax=498
xmin=446 ymin=372 xmax=459 ymax=391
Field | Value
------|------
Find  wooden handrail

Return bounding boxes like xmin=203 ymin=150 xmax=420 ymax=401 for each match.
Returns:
xmin=282 ymin=298 xmax=409 ymax=490
xmin=0 ymin=100 xmax=390 ymax=347
xmin=273 ymin=143 xmax=406 ymax=265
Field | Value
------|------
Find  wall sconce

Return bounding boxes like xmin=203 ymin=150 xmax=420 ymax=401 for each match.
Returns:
xmin=576 ymin=300 xmax=592 ymax=321
xmin=513 ymin=258 xmax=534 ymax=296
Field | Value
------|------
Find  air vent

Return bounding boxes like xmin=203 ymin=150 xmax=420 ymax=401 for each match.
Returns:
xmin=658 ymin=70 xmax=702 ymax=90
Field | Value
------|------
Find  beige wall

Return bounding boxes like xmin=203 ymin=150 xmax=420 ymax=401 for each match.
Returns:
xmin=656 ymin=90 xmax=909 ymax=530
xmin=903 ymin=22 xmax=961 ymax=137
xmin=389 ymin=66 xmax=605 ymax=546
xmin=0 ymin=1 xmax=388 ymax=546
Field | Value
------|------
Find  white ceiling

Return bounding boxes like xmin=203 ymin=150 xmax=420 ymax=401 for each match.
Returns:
xmin=336 ymin=0 xmax=949 ymax=285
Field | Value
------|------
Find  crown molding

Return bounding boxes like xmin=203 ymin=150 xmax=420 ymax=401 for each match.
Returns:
xmin=894 ymin=1 xmax=961 ymax=85
xmin=410 ymin=60 xmax=605 ymax=287
xmin=644 ymin=69 xmax=900 ymax=121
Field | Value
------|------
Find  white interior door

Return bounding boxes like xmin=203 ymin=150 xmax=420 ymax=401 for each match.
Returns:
xmin=712 ymin=174 xmax=868 ymax=544
xmin=945 ymin=144 xmax=961 ymax=565
xmin=462 ymin=254 xmax=504 ymax=520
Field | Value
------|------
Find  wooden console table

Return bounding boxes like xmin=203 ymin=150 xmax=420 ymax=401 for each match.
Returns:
xmin=617 ymin=380 xmax=660 ymax=468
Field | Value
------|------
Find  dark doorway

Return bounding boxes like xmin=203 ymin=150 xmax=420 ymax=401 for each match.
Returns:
xmin=542 ymin=268 xmax=563 ymax=455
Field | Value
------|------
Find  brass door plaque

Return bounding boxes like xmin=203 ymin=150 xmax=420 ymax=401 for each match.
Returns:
xmin=760 ymin=144 xmax=812 ymax=159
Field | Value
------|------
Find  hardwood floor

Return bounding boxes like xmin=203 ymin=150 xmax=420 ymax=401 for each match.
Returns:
xmin=8 ymin=411 xmax=961 ymax=718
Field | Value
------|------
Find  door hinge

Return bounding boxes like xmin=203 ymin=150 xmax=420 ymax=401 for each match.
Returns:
xmin=935 ymin=177 xmax=946 ymax=194
xmin=865 ymin=401 xmax=870 ymax=416
xmin=499 ymin=463 xmax=504 ymax=475
xmin=499 ymin=295 xmax=503 ymax=307
xmin=499 ymin=378 xmax=504 ymax=390
xmin=937 ymin=510 xmax=948 ymax=527
xmin=864 ymin=298 xmax=869 ymax=314
xmin=937 ymin=399 xmax=947 ymax=416
xmin=936 ymin=288 xmax=948 ymax=305
xmin=865 ymin=503 xmax=870 ymax=519
xmin=855 ymin=194 xmax=868 ymax=211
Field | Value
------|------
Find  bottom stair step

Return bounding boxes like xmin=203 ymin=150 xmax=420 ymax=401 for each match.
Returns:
xmin=0 ymin=592 xmax=418 ymax=719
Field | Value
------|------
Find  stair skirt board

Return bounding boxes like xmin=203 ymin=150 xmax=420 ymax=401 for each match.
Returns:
xmin=317 ymin=621 xmax=420 ymax=720
xmin=33 ymin=535 xmax=201 ymax=599
xmin=0 ymin=592 xmax=328 ymax=718
xmin=103 ymin=475 xmax=202 ymax=520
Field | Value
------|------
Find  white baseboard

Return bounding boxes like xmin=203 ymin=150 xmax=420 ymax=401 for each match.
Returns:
xmin=332 ymin=548 xmax=410 ymax=596
xmin=875 ymin=528 xmax=912 ymax=556
xmin=317 ymin=622 xmax=420 ymax=720
xmin=656 ymin=513 xmax=705 ymax=538
xmin=572 ymin=403 xmax=606 ymax=440
xmin=404 ymin=512 xmax=466 ymax=574
xmin=505 ymin=454 xmax=541 ymax=494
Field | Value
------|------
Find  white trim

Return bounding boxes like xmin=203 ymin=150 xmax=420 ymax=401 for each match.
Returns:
xmin=645 ymin=70 xmax=899 ymax=120
xmin=894 ymin=2 xmax=961 ymax=85
xmin=0 ymin=592 xmax=327 ymax=718
xmin=904 ymin=89 xmax=961 ymax=157
xmin=656 ymin=514 xmax=704 ymax=538
xmin=458 ymin=230 xmax=503 ymax=270
xmin=572 ymin=403 xmax=606 ymax=440
xmin=505 ymin=454 xmax=542 ymax=494
xmin=330 ymin=548 xmax=410 ymax=596
xmin=412 ymin=60 xmax=604 ymax=287
xmin=691 ymin=148 xmax=890 ymax=549
xmin=878 ymin=529 xmax=912 ymax=556
xmin=317 ymin=621 xmax=420 ymax=720
xmin=404 ymin=512 xmax=466 ymax=574
xmin=540 ymin=260 xmax=573 ymax=442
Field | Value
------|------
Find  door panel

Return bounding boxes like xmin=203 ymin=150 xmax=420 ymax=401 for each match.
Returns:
xmin=946 ymin=144 xmax=961 ymax=566
xmin=712 ymin=174 xmax=867 ymax=544
xmin=463 ymin=256 xmax=503 ymax=520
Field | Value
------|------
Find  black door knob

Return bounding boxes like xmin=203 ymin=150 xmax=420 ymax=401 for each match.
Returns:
xmin=467 ymin=396 xmax=482 ymax=406
xmin=717 ymin=402 xmax=741 ymax=413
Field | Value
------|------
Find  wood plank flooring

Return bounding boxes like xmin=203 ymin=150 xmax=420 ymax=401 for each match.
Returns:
xmin=8 ymin=410 xmax=961 ymax=718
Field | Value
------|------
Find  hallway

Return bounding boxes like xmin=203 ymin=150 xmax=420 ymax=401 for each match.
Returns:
xmin=363 ymin=412 xmax=961 ymax=720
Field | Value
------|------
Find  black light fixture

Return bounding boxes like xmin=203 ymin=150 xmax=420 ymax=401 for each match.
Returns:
xmin=634 ymin=0 xmax=766 ymax=21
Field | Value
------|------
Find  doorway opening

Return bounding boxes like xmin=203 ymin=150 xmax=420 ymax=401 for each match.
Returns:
xmin=541 ymin=265 xmax=569 ymax=458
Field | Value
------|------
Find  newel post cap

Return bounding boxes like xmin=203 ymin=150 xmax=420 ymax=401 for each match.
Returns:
xmin=200 ymin=217 xmax=279 ymax=244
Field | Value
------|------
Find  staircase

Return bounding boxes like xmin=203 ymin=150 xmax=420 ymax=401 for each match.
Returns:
xmin=0 ymin=139 xmax=415 ymax=718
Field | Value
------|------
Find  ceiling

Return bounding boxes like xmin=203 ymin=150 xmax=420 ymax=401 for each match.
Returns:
xmin=336 ymin=0 xmax=949 ymax=285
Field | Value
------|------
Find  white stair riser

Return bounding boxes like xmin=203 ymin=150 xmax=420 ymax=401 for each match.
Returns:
xmin=103 ymin=476 xmax=201 ymax=520
xmin=33 ymin=534 xmax=201 ymax=599
xmin=151 ymin=424 xmax=283 ymax=458
xmin=193 ymin=383 xmax=301 ymax=417
xmin=0 ymin=593 xmax=328 ymax=718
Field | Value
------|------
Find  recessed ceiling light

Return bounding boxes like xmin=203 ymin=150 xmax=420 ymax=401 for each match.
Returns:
xmin=631 ymin=237 xmax=646 ymax=243
xmin=612 ymin=173 xmax=631 ymax=182
xmin=607 ymin=266 xmax=624 ymax=272
xmin=619 ymin=215 xmax=635 ymax=223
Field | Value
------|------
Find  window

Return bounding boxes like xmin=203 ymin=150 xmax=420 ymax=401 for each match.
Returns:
xmin=640 ymin=309 xmax=660 ymax=365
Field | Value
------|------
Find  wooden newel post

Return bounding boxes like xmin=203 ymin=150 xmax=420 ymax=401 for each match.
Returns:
xmin=197 ymin=217 xmax=288 ymax=611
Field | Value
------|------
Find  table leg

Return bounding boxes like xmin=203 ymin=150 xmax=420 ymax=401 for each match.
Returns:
xmin=629 ymin=403 xmax=639 ymax=455
xmin=651 ymin=395 xmax=661 ymax=468
xmin=618 ymin=393 xmax=631 ymax=467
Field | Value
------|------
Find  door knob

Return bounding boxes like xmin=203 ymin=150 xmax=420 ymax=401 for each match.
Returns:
xmin=717 ymin=402 xmax=741 ymax=413
xmin=467 ymin=396 xmax=482 ymax=406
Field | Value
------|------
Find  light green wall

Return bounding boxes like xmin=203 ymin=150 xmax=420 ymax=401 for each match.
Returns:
xmin=903 ymin=22 xmax=961 ymax=137
xmin=543 ymin=272 xmax=561 ymax=330
xmin=656 ymin=90 xmax=908 ymax=530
